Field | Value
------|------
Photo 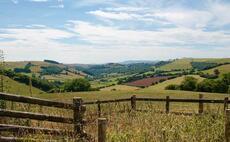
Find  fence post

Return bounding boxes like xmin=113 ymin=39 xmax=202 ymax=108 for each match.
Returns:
xmin=198 ymin=94 xmax=203 ymax=114
xmin=98 ymin=118 xmax=107 ymax=142
xmin=73 ymin=97 xmax=84 ymax=138
xmin=224 ymin=97 xmax=229 ymax=111
xmin=225 ymin=109 xmax=230 ymax=142
xmin=166 ymin=96 xmax=170 ymax=113
xmin=97 ymin=100 xmax=101 ymax=117
xmin=131 ymin=95 xmax=136 ymax=111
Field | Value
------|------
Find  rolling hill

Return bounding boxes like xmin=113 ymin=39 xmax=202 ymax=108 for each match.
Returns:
xmin=158 ymin=58 xmax=230 ymax=71
xmin=202 ymin=64 xmax=230 ymax=76
xmin=5 ymin=60 xmax=86 ymax=81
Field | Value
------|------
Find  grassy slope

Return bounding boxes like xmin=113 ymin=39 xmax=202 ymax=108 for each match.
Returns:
xmin=202 ymin=64 xmax=230 ymax=76
xmin=158 ymin=58 xmax=230 ymax=71
xmin=2 ymin=76 xmax=44 ymax=95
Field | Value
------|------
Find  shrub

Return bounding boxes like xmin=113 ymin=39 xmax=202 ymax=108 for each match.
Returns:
xmin=165 ymin=84 xmax=180 ymax=90
xmin=197 ymin=79 xmax=229 ymax=93
xmin=64 ymin=78 xmax=91 ymax=92
xmin=180 ymin=76 xmax=198 ymax=91
xmin=197 ymin=79 xmax=216 ymax=93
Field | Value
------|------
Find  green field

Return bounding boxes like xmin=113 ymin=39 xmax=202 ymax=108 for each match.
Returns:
xmin=202 ymin=64 xmax=230 ymax=76
xmin=2 ymin=76 xmax=44 ymax=95
xmin=158 ymin=58 xmax=230 ymax=71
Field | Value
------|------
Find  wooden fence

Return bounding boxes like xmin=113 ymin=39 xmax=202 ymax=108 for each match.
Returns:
xmin=0 ymin=93 xmax=106 ymax=142
xmin=1 ymin=92 xmax=230 ymax=142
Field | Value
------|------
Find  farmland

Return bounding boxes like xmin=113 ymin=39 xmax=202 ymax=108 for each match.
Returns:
xmin=1 ymin=58 xmax=230 ymax=142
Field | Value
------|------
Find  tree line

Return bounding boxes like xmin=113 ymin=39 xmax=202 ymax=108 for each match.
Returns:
xmin=166 ymin=73 xmax=230 ymax=93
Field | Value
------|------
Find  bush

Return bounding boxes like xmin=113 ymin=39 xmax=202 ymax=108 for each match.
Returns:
xmin=165 ymin=84 xmax=180 ymax=90
xmin=64 ymin=78 xmax=91 ymax=92
xmin=197 ymin=79 xmax=229 ymax=93
xmin=197 ymin=79 xmax=216 ymax=92
xmin=180 ymin=76 xmax=198 ymax=91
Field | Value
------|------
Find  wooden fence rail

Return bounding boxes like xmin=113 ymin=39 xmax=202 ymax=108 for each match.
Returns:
xmin=0 ymin=92 xmax=73 ymax=109
xmin=0 ymin=109 xmax=73 ymax=124
xmin=0 ymin=93 xmax=93 ymax=141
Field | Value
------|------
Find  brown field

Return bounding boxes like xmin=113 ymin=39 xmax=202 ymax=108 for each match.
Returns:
xmin=125 ymin=76 xmax=171 ymax=87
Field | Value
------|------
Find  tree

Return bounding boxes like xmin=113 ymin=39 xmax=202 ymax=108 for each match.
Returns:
xmin=197 ymin=79 xmax=215 ymax=92
xmin=180 ymin=76 xmax=198 ymax=91
xmin=64 ymin=78 xmax=91 ymax=92
xmin=214 ymin=69 xmax=220 ymax=76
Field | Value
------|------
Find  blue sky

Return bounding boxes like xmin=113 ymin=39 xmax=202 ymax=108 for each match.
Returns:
xmin=0 ymin=0 xmax=230 ymax=63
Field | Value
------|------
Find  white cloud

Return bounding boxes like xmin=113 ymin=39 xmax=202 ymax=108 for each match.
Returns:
xmin=88 ymin=10 xmax=134 ymax=20
xmin=0 ymin=27 xmax=74 ymax=42
xmin=89 ymin=1 xmax=230 ymax=30
xmin=88 ymin=9 xmax=214 ymax=29
xmin=1 ymin=22 xmax=229 ymax=63
xmin=208 ymin=2 xmax=230 ymax=27
xmin=67 ymin=20 xmax=230 ymax=47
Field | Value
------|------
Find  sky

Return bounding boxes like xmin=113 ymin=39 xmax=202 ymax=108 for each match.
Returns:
xmin=0 ymin=0 xmax=230 ymax=64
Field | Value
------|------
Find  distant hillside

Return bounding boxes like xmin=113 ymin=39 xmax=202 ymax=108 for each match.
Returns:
xmin=75 ymin=63 xmax=155 ymax=77
xmin=202 ymin=64 xmax=230 ymax=76
xmin=158 ymin=58 xmax=230 ymax=71
xmin=119 ymin=60 xmax=158 ymax=65
xmin=5 ymin=61 xmax=86 ymax=81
